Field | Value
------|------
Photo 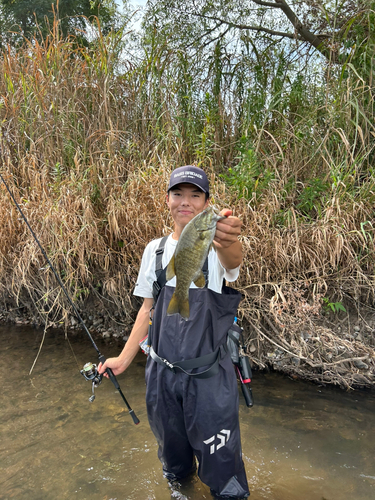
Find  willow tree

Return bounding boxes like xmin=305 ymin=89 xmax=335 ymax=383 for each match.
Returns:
xmin=0 ymin=0 xmax=121 ymax=46
xmin=143 ymin=0 xmax=370 ymax=64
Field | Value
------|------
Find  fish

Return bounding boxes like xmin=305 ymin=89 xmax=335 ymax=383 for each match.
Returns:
xmin=166 ymin=206 xmax=225 ymax=320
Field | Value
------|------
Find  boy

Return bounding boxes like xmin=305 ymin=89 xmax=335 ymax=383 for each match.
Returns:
xmin=98 ymin=166 xmax=250 ymax=499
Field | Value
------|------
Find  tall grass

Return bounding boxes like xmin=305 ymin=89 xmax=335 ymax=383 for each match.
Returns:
xmin=0 ymin=18 xmax=374 ymax=388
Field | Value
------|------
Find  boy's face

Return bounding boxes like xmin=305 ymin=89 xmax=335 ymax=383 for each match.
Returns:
xmin=166 ymin=183 xmax=209 ymax=229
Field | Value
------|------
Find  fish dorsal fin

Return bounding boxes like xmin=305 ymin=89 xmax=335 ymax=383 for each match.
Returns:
xmin=193 ymin=270 xmax=206 ymax=288
xmin=165 ymin=253 xmax=176 ymax=281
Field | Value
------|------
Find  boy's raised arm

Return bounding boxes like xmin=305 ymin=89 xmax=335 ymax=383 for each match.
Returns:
xmin=214 ymin=209 xmax=243 ymax=270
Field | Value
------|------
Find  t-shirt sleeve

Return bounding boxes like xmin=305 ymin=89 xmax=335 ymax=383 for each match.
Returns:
xmin=133 ymin=242 xmax=155 ymax=299
xmin=223 ymin=265 xmax=240 ymax=282
xmin=208 ymin=249 xmax=240 ymax=289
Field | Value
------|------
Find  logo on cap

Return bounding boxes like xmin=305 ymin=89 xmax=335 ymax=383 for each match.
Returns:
xmin=168 ymin=166 xmax=209 ymax=193
xmin=173 ymin=170 xmax=203 ymax=180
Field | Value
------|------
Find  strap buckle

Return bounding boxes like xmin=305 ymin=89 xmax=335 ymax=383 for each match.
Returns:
xmin=152 ymin=281 xmax=162 ymax=300
xmin=160 ymin=357 xmax=175 ymax=372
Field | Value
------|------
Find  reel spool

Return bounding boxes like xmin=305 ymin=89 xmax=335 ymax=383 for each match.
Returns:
xmin=80 ymin=362 xmax=103 ymax=402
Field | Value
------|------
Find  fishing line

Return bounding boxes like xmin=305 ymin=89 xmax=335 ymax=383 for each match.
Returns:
xmin=0 ymin=170 xmax=139 ymax=425
xmin=66 ymin=334 xmax=82 ymax=370
xmin=29 ymin=321 xmax=48 ymax=376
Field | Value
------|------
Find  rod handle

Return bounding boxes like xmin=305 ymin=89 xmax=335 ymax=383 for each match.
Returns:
xmin=241 ymin=382 xmax=254 ymax=408
xmin=128 ymin=408 xmax=140 ymax=425
xmin=236 ymin=365 xmax=254 ymax=408
xmin=98 ymin=354 xmax=139 ymax=425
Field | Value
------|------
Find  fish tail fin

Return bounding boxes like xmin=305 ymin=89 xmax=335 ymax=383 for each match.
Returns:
xmin=167 ymin=292 xmax=190 ymax=320
xmin=179 ymin=299 xmax=190 ymax=320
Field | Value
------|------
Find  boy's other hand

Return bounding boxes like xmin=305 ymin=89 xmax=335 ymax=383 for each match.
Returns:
xmin=214 ymin=209 xmax=242 ymax=249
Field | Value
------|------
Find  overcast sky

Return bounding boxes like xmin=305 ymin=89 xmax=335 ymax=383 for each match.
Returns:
xmin=116 ymin=0 xmax=147 ymax=9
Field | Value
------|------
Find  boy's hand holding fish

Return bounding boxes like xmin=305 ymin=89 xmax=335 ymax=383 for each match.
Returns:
xmin=214 ymin=209 xmax=242 ymax=248
xmin=214 ymin=209 xmax=243 ymax=271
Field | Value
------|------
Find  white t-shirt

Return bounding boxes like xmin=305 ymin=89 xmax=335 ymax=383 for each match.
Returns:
xmin=133 ymin=234 xmax=240 ymax=299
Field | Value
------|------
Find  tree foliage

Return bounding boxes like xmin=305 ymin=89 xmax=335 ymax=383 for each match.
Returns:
xmin=143 ymin=0 xmax=369 ymax=64
xmin=0 ymin=0 xmax=120 ymax=46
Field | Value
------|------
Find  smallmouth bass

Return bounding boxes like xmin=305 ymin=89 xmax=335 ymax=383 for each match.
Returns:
xmin=166 ymin=206 xmax=225 ymax=320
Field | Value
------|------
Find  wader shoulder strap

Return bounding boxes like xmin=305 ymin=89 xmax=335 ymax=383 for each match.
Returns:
xmin=152 ymin=235 xmax=169 ymax=303
xmin=152 ymin=235 xmax=209 ymax=304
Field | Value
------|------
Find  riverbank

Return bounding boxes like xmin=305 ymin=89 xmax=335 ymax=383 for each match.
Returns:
xmin=0 ymin=294 xmax=137 ymax=342
xmin=2 ymin=292 xmax=374 ymax=391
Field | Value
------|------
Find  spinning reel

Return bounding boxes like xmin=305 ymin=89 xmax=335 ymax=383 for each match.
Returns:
xmin=80 ymin=362 xmax=103 ymax=402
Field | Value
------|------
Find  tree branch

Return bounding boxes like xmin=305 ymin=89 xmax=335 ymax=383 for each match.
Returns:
xmin=201 ymin=25 xmax=232 ymax=49
xmin=250 ymin=0 xmax=285 ymax=7
xmin=192 ymin=12 xmax=303 ymax=40
xmin=274 ymin=0 xmax=338 ymax=62
xmin=185 ymin=20 xmax=225 ymax=48
xmin=174 ymin=1 xmax=340 ymax=63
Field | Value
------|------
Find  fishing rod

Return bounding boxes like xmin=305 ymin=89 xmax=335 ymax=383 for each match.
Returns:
xmin=0 ymin=170 xmax=139 ymax=425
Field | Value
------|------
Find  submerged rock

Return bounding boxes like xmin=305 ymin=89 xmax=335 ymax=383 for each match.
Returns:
xmin=354 ymin=359 xmax=369 ymax=370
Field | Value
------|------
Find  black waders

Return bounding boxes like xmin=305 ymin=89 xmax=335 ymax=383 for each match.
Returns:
xmin=145 ymin=285 xmax=250 ymax=499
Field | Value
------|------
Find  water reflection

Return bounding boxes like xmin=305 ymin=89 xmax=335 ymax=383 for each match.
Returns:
xmin=1 ymin=324 xmax=374 ymax=500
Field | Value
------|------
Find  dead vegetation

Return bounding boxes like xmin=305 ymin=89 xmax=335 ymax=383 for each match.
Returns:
xmin=1 ymin=160 xmax=374 ymax=390
xmin=0 ymin=29 xmax=374 ymax=390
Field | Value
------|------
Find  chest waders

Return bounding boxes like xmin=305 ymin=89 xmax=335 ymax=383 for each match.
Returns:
xmin=145 ymin=236 xmax=250 ymax=499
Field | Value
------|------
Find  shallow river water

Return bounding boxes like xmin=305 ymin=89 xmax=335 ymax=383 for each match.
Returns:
xmin=1 ymin=324 xmax=374 ymax=500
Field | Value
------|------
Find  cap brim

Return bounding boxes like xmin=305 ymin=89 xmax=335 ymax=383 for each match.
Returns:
xmin=168 ymin=181 xmax=208 ymax=193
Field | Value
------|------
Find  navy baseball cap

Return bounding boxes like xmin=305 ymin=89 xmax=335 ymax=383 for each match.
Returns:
xmin=168 ymin=166 xmax=209 ymax=194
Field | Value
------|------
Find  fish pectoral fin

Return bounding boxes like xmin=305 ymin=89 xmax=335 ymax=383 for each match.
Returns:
xmin=193 ymin=270 xmax=206 ymax=288
xmin=167 ymin=292 xmax=190 ymax=320
xmin=165 ymin=254 xmax=176 ymax=281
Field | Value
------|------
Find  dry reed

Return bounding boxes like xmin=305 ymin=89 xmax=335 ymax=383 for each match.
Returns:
xmin=0 ymin=27 xmax=374 ymax=389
